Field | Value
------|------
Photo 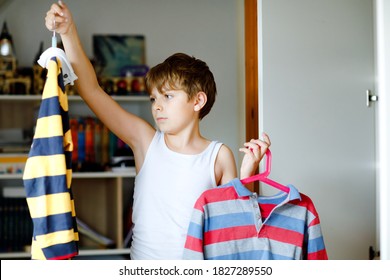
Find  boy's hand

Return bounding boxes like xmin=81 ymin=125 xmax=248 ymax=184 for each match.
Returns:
xmin=239 ymin=132 xmax=271 ymax=179
xmin=45 ymin=1 xmax=73 ymax=35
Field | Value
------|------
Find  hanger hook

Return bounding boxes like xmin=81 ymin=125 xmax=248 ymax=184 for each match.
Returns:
xmin=52 ymin=18 xmax=57 ymax=48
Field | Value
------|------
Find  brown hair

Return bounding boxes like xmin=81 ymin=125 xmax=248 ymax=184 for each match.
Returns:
xmin=145 ymin=53 xmax=217 ymax=120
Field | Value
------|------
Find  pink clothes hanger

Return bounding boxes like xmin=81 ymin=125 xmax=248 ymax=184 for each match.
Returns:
xmin=241 ymin=149 xmax=290 ymax=193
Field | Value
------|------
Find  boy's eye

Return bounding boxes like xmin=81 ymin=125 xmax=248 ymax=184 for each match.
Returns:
xmin=149 ymin=97 xmax=155 ymax=103
xmin=165 ymin=94 xmax=173 ymax=99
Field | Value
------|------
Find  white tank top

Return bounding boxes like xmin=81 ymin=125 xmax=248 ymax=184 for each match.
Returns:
xmin=130 ymin=131 xmax=222 ymax=259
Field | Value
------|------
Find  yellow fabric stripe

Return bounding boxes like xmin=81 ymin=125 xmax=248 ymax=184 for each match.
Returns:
xmin=35 ymin=229 xmax=76 ymax=249
xmin=74 ymin=231 xmax=79 ymax=241
xmin=41 ymin=59 xmax=61 ymax=100
xmin=26 ymin=192 xmax=72 ymax=218
xmin=66 ymin=169 xmax=72 ymax=188
xmin=33 ymin=115 xmax=63 ymax=138
xmin=64 ymin=129 xmax=73 ymax=151
xmin=71 ymin=199 xmax=76 ymax=217
xmin=23 ymin=154 xmax=66 ymax=179
xmin=31 ymin=239 xmax=46 ymax=260
xmin=31 ymin=232 xmax=79 ymax=260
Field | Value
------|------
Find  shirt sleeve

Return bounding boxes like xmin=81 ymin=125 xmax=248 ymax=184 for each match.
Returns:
xmin=182 ymin=202 xmax=206 ymax=260
xmin=303 ymin=195 xmax=328 ymax=260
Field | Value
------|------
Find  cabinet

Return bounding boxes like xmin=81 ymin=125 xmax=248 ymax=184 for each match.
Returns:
xmin=0 ymin=94 xmax=150 ymax=259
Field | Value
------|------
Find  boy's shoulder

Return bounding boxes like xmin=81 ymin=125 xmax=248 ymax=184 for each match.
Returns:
xmin=214 ymin=144 xmax=237 ymax=185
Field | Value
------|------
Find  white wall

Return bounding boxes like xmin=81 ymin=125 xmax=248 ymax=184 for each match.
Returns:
xmin=0 ymin=0 xmax=245 ymax=166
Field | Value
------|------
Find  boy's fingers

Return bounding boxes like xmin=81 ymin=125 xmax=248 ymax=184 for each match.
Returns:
xmin=261 ymin=132 xmax=271 ymax=145
xmin=49 ymin=3 xmax=64 ymax=17
xmin=249 ymin=139 xmax=269 ymax=150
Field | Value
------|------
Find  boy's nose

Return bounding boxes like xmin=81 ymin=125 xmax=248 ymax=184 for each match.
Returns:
xmin=152 ymin=101 xmax=162 ymax=111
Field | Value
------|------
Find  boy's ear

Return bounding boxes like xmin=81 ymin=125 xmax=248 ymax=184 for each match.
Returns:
xmin=194 ymin=91 xmax=207 ymax=112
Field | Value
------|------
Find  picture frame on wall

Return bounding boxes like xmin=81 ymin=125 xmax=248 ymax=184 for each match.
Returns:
xmin=93 ymin=35 xmax=145 ymax=77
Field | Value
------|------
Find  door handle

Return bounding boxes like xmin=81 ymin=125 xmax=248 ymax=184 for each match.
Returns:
xmin=366 ymin=90 xmax=378 ymax=107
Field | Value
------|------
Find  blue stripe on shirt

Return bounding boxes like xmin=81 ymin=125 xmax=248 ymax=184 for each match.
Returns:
xmin=187 ymin=222 xmax=203 ymax=239
xmin=29 ymin=136 xmax=64 ymax=157
xmin=37 ymin=97 xmax=61 ymax=118
xmin=24 ymin=175 xmax=68 ymax=197
xmin=266 ymin=213 xmax=306 ymax=232
xmin=42 ymin=241 xmax=78 ymax=259
xmin=33 ymin=212 xmax=74 ymax=235
xmin=308 ymin=236 xmax=326 ymax=253
xmin=205 ymin=212 xmax=254 ymax=232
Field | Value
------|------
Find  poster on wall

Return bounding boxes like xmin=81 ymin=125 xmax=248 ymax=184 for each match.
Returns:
xmin=93 ymin=35 xmax=145 ymax=77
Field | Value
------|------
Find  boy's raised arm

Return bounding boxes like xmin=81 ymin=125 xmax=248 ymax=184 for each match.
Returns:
xmin=45 ymin=1 xmax=155 ymax=165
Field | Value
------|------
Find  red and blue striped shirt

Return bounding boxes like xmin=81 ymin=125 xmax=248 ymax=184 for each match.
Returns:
xmin=183 ymin=178 xmax=328 ymax=260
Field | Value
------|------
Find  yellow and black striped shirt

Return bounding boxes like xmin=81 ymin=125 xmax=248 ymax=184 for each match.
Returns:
xmin=23 ymin=57 xmax=79 ymax=260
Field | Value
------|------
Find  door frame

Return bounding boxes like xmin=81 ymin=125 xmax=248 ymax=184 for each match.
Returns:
xmin=245 ymin=0 xmax=258 ymax=142
xmin=244 ymin=0 xmax=259 ymax=192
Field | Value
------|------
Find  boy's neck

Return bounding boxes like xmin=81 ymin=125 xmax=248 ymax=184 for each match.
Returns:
xmin=163 ymin=130 xmax=209 ymax=155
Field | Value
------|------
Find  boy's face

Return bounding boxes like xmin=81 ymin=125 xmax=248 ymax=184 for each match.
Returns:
xmin=149 ymin=87 xmax=198 ymax=134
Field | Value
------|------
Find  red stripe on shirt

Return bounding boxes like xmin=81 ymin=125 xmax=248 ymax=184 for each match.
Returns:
xmin=184 ymin=235 xmax=203 ymax=252
xmin=194 ymin=187 xmax=249 ymax=210
xmin=259 ymin=225 xmax=304 ymax=247
xmin=307 ymin=248 xmax=328 ymax=260
xmin=290 ymin=194 xmax=321 ymax=227
xmin=48 ymin=252 xmax=78 ymax=260
xmin=204 ymin=225 xmax=258 ymax=246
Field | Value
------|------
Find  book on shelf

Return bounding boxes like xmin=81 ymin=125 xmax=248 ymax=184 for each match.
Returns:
xmin=94 ymin=121 xmax=102 ymax=163
xmin=84 ymin=117 xmax=95 ymax=163
xmin=77 ymin=120 xmax=86 ymax=164
xmin=76 ymin=217 xmax=115 ymax=248
xmin=70 ymin=118 xmax=78 ymax=164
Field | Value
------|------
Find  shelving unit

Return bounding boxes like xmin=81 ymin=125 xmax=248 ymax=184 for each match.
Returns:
xmin=0 ymin=94 xmax=149 ymax=259
xmin=0 ymin=171 xmax=135 ymax=260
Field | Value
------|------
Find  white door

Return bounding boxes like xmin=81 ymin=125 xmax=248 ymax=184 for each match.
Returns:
xmin=259 ymin=0 xmax=376 ymax=259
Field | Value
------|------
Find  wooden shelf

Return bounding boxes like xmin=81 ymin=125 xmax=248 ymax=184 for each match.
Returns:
xmin=0 ymin=170 xmax=136 ymax=180
xmin=0 ymin=248 xmax=131 ymax=259
xmin=0 ymin=94 xmax=149 ymax=102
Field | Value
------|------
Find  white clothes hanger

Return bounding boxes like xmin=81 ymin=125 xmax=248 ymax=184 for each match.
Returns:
xmin=37 ymin=18 xmax=78 ymax=86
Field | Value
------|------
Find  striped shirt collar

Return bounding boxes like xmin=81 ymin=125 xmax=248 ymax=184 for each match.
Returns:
xmin=221 ymin=178 xmax=302 ymax=202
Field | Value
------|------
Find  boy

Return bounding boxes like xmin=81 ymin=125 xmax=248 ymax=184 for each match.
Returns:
xmin=45 ymin=1 xmax=270 ymax=259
